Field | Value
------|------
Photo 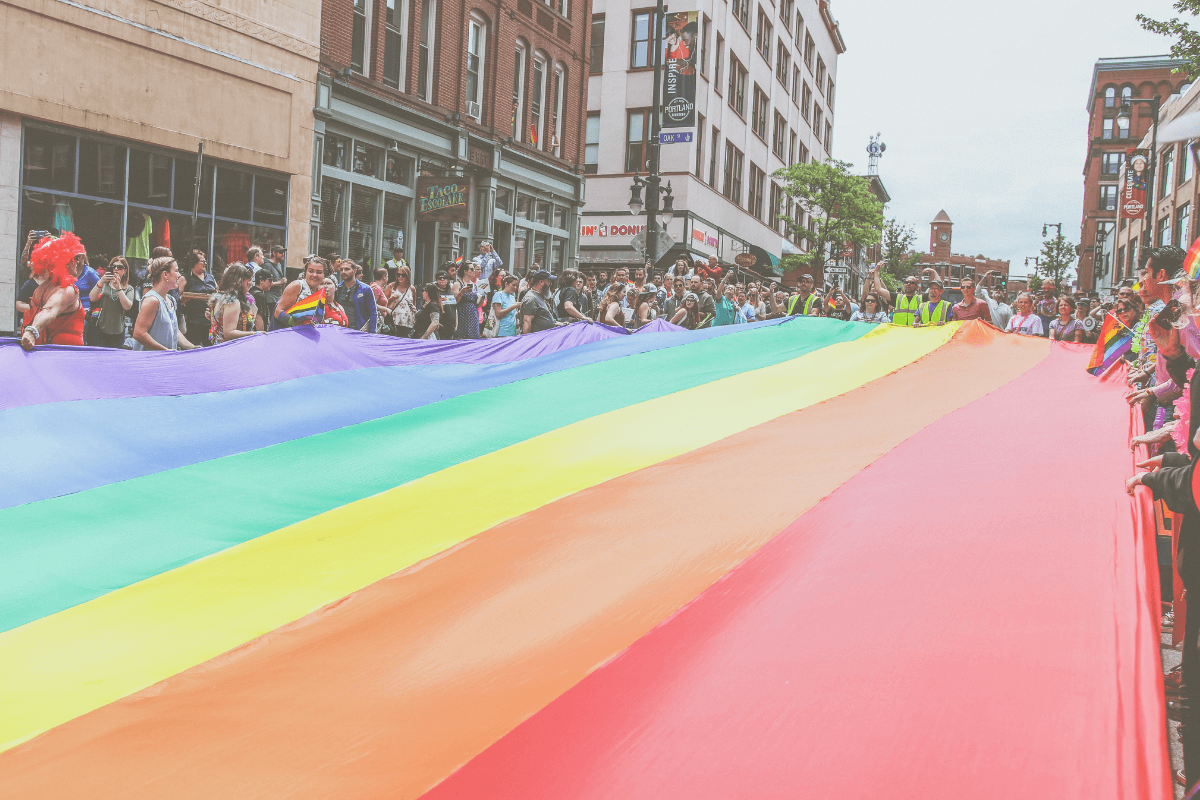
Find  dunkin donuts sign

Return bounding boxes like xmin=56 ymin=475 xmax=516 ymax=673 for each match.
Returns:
xmin=579 ymin=221 xmax=647 ymax=238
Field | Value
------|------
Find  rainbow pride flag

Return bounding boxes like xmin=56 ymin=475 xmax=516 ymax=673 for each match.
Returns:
xmin=1185 ymin=234 xmax=1200 ymax=280
xmin=0 ymin=320 xmax=1163 ymax=798
xmin=1085 ymin=312 xmax=1133 ymax=375
xmin=283 ymin=287 xmax=326 ymax=320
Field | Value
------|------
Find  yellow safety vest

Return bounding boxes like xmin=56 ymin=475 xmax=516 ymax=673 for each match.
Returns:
xmin=893 ymin=293 xmax=921 ymax=326
xmin=919 ymin=299 xmax=951 ymax=325
xmin=787 ymin=293 xmax=817 ymax=316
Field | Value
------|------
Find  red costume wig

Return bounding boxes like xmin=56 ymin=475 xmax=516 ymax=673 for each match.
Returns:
xmin=30 ymin=232 xmax=86 ymax=288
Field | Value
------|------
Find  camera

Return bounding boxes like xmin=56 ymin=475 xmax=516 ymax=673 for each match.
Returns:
xmin=29 ymin=230 xmax=51 ymax=241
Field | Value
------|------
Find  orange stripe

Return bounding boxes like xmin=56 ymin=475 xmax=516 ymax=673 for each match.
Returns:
xmin=0 ymin=325 xmax=1049 ymax=800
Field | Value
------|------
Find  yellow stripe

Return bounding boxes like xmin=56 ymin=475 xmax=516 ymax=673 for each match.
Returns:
xmin=0 ymin=323 xmax=959 ymax=752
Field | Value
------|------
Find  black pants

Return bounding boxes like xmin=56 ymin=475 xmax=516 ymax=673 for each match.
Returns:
xmin=92 ymin=331 xmax=126 ymax=349
xmin=1181 ymin=536 xmax=1200 ymax=789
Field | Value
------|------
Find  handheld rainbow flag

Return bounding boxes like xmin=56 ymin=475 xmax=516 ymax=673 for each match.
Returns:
xmin=1185 ymin=235 xmax=1200 ymax=280
xmin=1085 ymin=312 xmax=1133 ymax=375
xmin=454 ymin=255 xmax=464 ymax=268
xmin=283 ymin=288 xmax=326 ymax=321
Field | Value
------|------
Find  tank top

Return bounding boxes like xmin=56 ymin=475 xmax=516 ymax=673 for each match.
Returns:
xmin=132 ymin=289 xmax=178 ymax=350
xmin=209 ymin=293 xmax=254 ymax=344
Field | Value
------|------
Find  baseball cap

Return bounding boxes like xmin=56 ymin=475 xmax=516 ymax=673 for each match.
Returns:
xmin=928 ymin=277 xmax=944 ymax=288
xmin=531 ymin=269 xmax=556 ymax=283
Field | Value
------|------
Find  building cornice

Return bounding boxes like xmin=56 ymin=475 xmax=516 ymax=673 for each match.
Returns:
xmin=819 ymin=1 xmax=847 ymax=55
xmin=1086 ymin=55 xmax=1188 ymax=112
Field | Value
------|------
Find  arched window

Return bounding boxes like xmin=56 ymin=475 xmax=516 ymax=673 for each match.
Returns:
xmin=1104 ymin=87 xmax=1116 ymax=108
xmin=1121 ymin=86 xmax=1133 ymax=104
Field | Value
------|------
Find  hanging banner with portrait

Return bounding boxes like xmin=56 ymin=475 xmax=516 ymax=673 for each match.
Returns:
xmin=1119 ymin=148 xmax=1149 ymax=221
xmin=416 ymin=176 xmax=470 ymax=224
xmin=661 ymin=11 xmax=698 ymax=129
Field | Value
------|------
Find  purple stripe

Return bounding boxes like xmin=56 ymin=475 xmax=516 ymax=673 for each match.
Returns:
xmin=0 ymin=323 xmax=625 ymax=410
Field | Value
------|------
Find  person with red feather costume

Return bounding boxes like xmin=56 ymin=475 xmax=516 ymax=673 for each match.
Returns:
xmin=20 ymin=232 xmax=88 ymax=350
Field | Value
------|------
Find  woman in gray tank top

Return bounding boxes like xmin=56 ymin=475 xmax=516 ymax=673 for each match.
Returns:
xmin=132 ymin=257 xmax=196 ymax=351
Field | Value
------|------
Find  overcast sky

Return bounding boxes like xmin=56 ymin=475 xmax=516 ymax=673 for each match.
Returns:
xmin=830 ymin=0 xmax=1183 ymax=279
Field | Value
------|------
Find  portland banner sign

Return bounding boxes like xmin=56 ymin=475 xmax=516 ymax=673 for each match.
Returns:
xmin=661 ymin=11 xmax=698 ymax=129
xmin=1119 ymin=148 xmax=1149 ymax=221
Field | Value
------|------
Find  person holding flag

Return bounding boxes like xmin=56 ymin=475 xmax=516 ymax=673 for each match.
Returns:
xmin=1086 ymin=296 xmax=1142 ymax=376
xmin=275 ymin=257 xmax=331 ymax=327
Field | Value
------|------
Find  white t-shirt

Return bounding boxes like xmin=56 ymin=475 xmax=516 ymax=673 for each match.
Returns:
xmin=1006 ymin=313 xmax=1044 ymax=336
xmin=739 ymin=303 xmax=758 ymax=324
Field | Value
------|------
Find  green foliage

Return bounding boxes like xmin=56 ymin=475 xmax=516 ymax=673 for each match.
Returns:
xmin=774 ymin=159 xmax=885 ymax=272
xmin=1037 ymin=234 xmax=1077 ymax=290
xmin=1138 ymin=3 xmax=1200 ymax=79
xmin=1029 ymin=274 xmax=1043 ymax=293
xmin=880 ymin=219 xmax=918 ymax=280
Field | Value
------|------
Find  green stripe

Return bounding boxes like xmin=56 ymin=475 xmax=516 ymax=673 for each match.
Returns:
xmin=0 ymin=319 xmax=867 ymax=633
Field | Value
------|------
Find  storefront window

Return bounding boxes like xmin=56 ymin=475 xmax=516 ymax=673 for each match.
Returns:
xmin=353 ymin=142 xmax=383 ymax=178
xmin=533 ymin=231 xmax=549 ymax=268
xmin=215 ymin=167 xmax=253 ymax=221
xmin=385 ymin=153 xmax=413 ymax=185
xmin=474 ymin=190 xmax=491 ymax=233
xmin=128 ymin=151 xmax=172 ymax=206
xmin=319 ymin=178 xmax=347 ymax=258
xmin=324 ymin=135 xmax=349 ymax=170
xmin=383 ymin=193 xmax=408 ymax=258
xmin=20 ymin=190 xmax=122 ymax=268
xmin=172 ymin=158 xmax=213 ymax=213
xmin=19 ymin=126 xmax=288 ymax=293
xmin=23 ymin=129 xmax=76 ymax=192
xmin=516 ymin=194 xmax=532 ymax=219
xmin=535 ymin=201 xmax=550 ymax=225
xmin=551 ymin=237 xmax=565 ymax=271
xmin=496 ymin=187 xmax=512 ymax=214
xmin=77 ymin=140 xmax=126 ymax=199
xmin=348 ymin=186 xmax=379 ymax=266
xmin=253 ymin=174 xmax=289 ymax=227
xmin=553 ymin=205 xmax=567 ymax=229
xmin=513 ymin=227 xmax=529 ymax=272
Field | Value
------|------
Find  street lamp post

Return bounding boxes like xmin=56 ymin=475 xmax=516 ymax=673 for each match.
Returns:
xmin=1118 ymin=95 xmax=1162 ymax=246
xmin=627 ymin=0 xmax=674 ymax=268
xmin=1041 ymin=222 xmax=1061 ymax=238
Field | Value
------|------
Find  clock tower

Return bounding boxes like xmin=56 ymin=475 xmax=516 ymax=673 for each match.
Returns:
xmin=930 ymin=210 xmax=953 ymax=261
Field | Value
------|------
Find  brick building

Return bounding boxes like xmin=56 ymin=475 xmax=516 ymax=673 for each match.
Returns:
xmin=316 ymin=0 xmax=589 ymax=285
xmin=1111 ymin=79 xmax=1200 ymax=294
xmin=1077 ymin=56 xmax=1188 ymax=292
xmin=913 ymin=210 xmax=1009 ymax=290
xmin=3 ymin=0 xmax=320 ymax=336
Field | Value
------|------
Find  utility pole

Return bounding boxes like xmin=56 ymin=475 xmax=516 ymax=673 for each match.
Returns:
xmin=646 ymin=0 xmax=666 ymax=266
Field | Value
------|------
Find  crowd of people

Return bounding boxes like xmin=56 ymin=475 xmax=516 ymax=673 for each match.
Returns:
xmin=10 ymin=226 xmax=1164 ymax=353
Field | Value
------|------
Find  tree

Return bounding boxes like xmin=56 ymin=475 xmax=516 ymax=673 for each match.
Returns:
xmin=1037 ymin=234 xmax=1077 ymax=290
xmin=1029 ymin=275 xmax=1043 ymax=293
xmin=774 ymin=159 xmax=884 ymax=283
xmin=1139 ymin=3 xmax=1200 ymax=79
xmin=880 ymin=219 xmax=923 ymax=281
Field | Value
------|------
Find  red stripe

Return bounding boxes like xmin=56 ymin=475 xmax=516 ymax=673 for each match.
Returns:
xmin=423 ymin=345 xmax=1168 ymax=800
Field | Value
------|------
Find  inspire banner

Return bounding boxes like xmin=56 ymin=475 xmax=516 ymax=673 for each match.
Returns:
xmin=661 ymin=11 xmax=698 ymax=129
